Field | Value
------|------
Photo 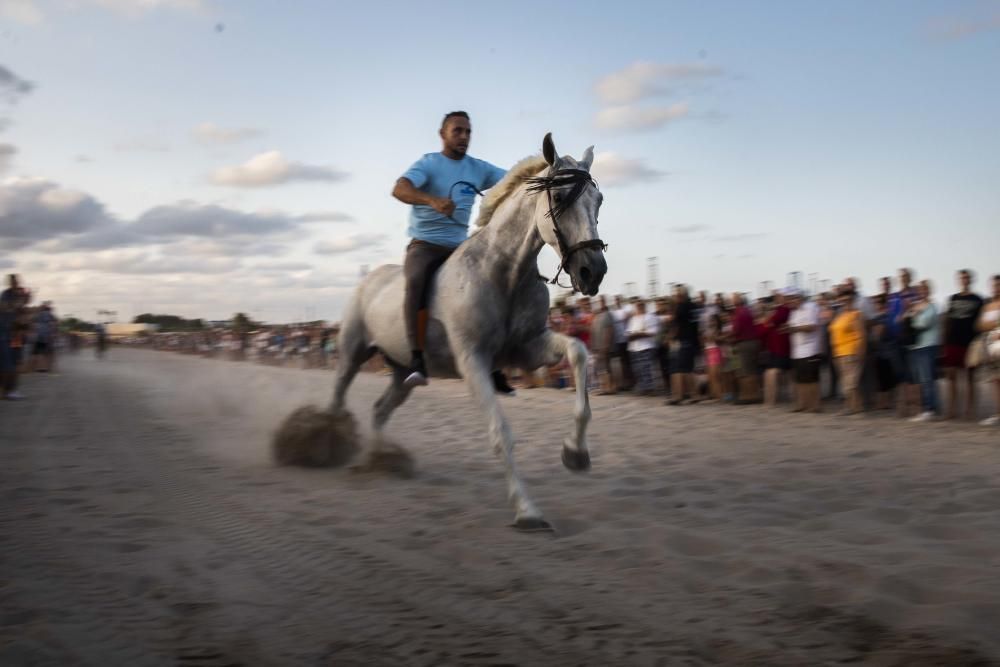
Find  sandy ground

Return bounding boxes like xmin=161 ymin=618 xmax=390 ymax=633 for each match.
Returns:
xmin=1 ymin=348 xmax=999 ymax=666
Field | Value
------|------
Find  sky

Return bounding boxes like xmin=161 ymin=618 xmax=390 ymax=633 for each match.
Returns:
xmin=1 ymin=0 xmax=998 ymax=323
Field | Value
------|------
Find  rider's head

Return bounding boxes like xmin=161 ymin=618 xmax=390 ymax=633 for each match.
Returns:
xmin=440 ymin=111 xmax=471 ymax=159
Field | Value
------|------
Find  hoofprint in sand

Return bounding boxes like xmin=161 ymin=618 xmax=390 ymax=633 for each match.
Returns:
xmin=1 ymin=348 xmax=998 ymax=665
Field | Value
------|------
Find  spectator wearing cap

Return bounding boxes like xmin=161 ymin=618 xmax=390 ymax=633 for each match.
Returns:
xmin=942 ymin=269 xmax=983 ymax=420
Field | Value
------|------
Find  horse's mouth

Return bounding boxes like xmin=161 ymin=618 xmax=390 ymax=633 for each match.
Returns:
xmin=577 ymin=264 xmax=605 ymax=296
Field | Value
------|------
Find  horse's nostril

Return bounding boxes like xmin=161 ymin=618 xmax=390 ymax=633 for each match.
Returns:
xmin=579 ymin=266 xmax=592 ymax=284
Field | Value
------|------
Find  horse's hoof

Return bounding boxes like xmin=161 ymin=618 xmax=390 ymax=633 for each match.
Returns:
xmin=512 ymin=517 xmax=554 ymax=533
xmin=562 ymin=446 xmax=591 ymax=472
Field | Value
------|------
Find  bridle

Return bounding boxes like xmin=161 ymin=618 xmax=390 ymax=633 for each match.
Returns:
xmin=525 ymin=168 xmax=607 ymax=292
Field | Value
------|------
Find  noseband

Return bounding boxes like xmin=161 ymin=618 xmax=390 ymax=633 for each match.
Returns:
xmin=525 ymin=168 xmax=607 ymax=292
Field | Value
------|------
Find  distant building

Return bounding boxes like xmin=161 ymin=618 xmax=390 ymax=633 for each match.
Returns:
xmin=106 ymin=323 xmax=159 ymax=339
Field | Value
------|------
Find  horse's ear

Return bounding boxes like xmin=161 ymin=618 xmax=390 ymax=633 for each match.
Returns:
xmin=580 ymin=145 xmax=594 ymax=171
xmin=542 ymin=132 xmax=557 ymax=166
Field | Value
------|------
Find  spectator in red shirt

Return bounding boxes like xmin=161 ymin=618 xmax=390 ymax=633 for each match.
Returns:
xmin=731 ymin=292 xmax=761 ymax=404
xmin=763 ymin=290 xmax=792 ymax=406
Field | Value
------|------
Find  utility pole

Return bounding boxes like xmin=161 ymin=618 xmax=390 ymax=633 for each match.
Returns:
xmin=647 ymin=257 xmax=659 ymax=298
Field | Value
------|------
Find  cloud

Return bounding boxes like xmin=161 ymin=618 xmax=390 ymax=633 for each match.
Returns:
xmin=43 ymin=201 xmax=308 ymax=253
xmin=210 ymin=151 xmax=349 ymax=188
xmin=0 ymin=0 xmax=204 ymax=24
xmin=193 ymin=122 xmax=264 ymax=145
xmin=75 ymin=154 xmax=95 ymax=163
xmin=0 ymin=256 xmax=14 ymax=269
xmin=595 ymin=62 xmax=724 ymax=105
xmin=114 ymin=138 xmax=170 ymax=152
xmin=669 ymin=224 xmax=712 ymax=234
xmin=595 ymin=103 xmax=689 ymax=132
xmin=0 ymin=143 xmax=15 ymax=173
xmin=88 ymin=0 xmax=207 ymax=16
xmin=0 ymin=64 xmax=35 ymax=102
xmin=249 ymin=261 xmax=314 ymax=273
xmin=0 ymin=177 xmax=335 ymax=257
xmin=31 ymin=249 xmax=241 ymax=275
xmin=927 ymin=13 xmax=1000 ymax=40
xmin=0 ymin=0 xmax=43 ymax=25
xmin=134 ymin=202 xmax=301 ymax=238
xmin=0 ymin=178 xmax=112 ymax=250
xmin=591 ymin=152 xmax=664 ymax=186
xmin=314 ymin=233 xmax=387 ymax=255
xmin=295 ymin=210 xmax=354 ymax=223
xmin=712 ymin=232 xmax=769 ymax=242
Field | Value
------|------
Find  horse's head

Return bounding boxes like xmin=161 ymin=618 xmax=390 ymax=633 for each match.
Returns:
xmin=528 ymin=133 xmax=608 ymax=296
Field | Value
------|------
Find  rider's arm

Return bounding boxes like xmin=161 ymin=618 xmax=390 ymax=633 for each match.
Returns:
xmin=392 ymin=178 xmax=454 ymax=216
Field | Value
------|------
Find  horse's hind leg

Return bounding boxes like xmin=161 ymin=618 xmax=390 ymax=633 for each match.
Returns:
xmin=329 ymin=320 xmax=374 ymax=415
xmin=354 ymin=365 xmax=415 ymax=474
xmin=371 ymin=365 xmax=414 ymax=447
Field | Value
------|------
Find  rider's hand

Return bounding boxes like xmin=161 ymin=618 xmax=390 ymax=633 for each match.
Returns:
xmin=431 ymin=197 xmax=456 ymax=217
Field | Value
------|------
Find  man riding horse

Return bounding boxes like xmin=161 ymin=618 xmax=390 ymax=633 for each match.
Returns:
xmin=392 ymin=111 xmax=514 ymax=394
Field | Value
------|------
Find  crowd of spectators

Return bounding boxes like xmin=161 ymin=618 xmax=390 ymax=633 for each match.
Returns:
xmin=0 ymin=274 xmax=63 ymax=400
xmin=8 ymin=268 xmax=1000 ymax=427
xmin=536 ymin=269 xmax=1000 ymax=426
xmin=146 ymin=324 xmax=340 ymax=370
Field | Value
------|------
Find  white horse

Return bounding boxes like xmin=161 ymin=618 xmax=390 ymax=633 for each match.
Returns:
xmin=330 ymin=134 xmax=607 ymax=531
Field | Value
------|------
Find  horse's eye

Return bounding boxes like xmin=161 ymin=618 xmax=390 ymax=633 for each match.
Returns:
xmin=553 ymin=193 xmax=564 ymax=204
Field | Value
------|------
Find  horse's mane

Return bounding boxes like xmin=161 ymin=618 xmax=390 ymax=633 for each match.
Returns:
xmin=475 ymin=155 xmax=548 ymax=228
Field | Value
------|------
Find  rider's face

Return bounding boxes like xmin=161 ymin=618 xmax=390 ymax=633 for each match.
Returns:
xmin=440 ymin=117 xmax=471 ymax=157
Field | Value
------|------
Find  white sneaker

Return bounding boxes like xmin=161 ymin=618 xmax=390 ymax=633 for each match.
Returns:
xmin=980 ymin=415 xmax=1000 ymax=427
xmin=909 ymin=411 xmax=935 ymax=423
xmin=403 ymin=371 xmax=428 ymax=388
xmin=4 ymin=391 xmax=25 ymax=400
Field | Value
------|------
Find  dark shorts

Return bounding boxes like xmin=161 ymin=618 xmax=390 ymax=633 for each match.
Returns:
xmin=941 ymin=344 xmax=969 ymax=369
xmin=671 ymin=341 xmax=696 ymax=374
xmin=794 ymin=356 xmax=821 ymax=384
xmin=0 ymin=331 xmax=13 ymax=373
xmin=33 ymin=339 xmax=50 ymax=355
xmin=765 ymin=353 xmax=791 ymax=371
xmin=895 ymin=345 xmax=914 ymax=383
xmin=735 ymin=340 xmax=760 ymax=378
xmin=875 ymin=356 xmax=897 ymax=391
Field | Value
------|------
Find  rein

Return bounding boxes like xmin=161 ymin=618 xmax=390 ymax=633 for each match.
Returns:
xmin=525 ymin=168 xmax=607 ymax=292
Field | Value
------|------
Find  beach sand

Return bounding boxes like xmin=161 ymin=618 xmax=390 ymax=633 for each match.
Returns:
xmin=1 ymin=348 xmax=998 ymax=665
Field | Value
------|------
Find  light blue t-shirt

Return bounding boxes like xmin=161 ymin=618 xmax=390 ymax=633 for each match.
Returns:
xmin=910 ymin=302 xmax=941 ymax=349
xmin=402 ymin=152 xmax=506 ymax=248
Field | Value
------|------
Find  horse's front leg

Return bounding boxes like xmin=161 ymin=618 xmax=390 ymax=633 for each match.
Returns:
xmin=457 ymin=352 xmax=550 ymax=531
xmin=519 ymin=331 xmax=592 ymax=472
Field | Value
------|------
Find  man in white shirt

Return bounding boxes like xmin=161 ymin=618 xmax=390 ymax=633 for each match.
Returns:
xmin=787 ymin=290 xmax=822 ymax=412
xmin=610 ymin=295 xmax=634 ymax=391
xmin=625 ymin=299 xmax=659 ymax=395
